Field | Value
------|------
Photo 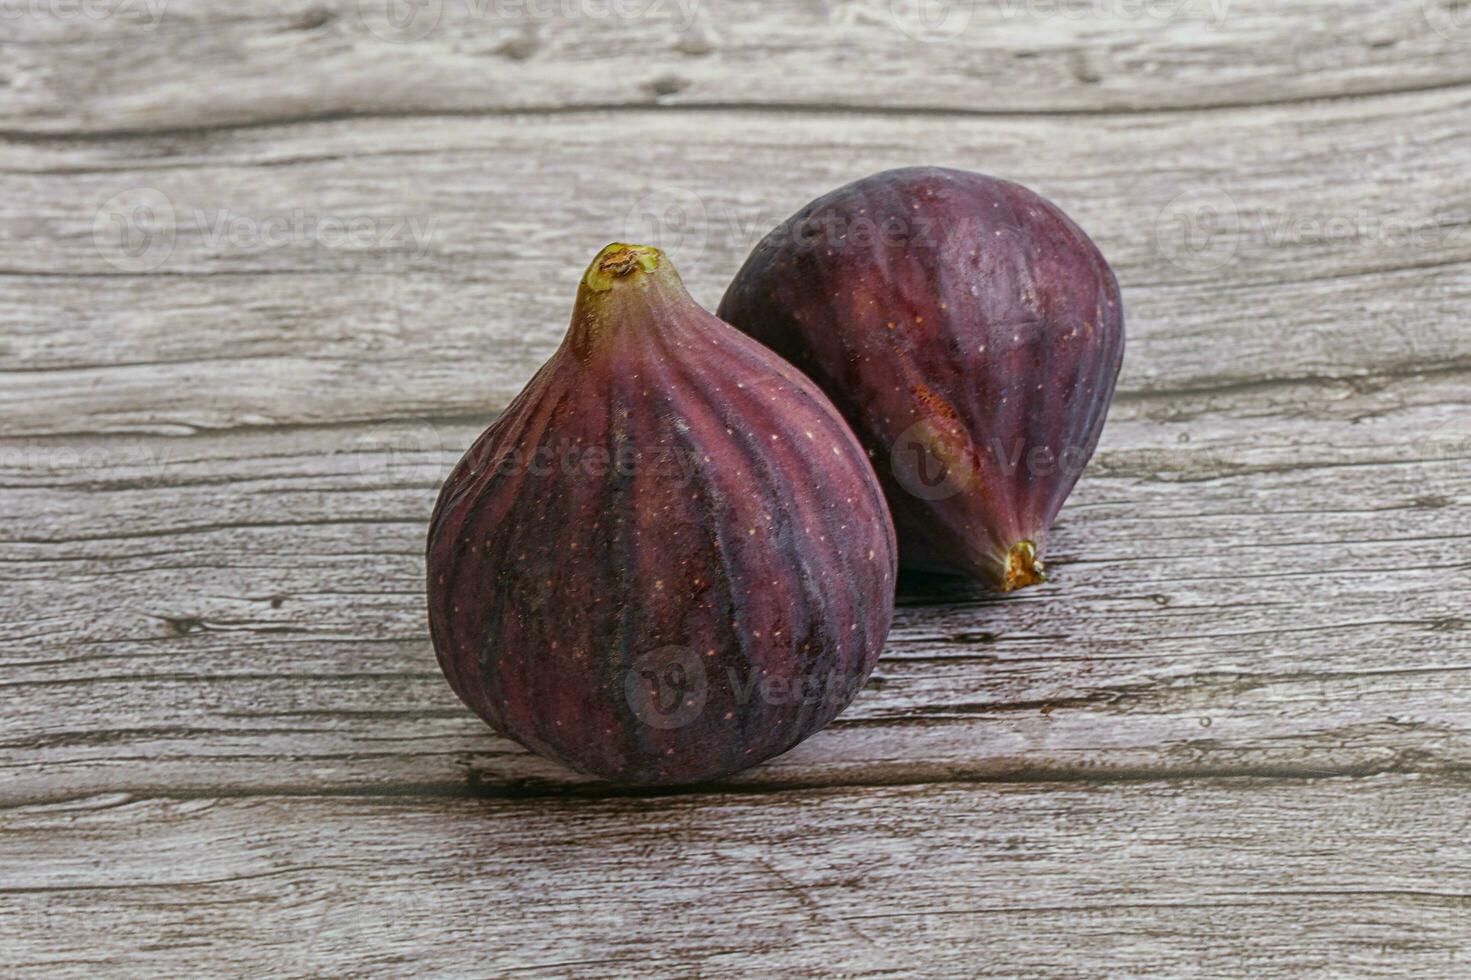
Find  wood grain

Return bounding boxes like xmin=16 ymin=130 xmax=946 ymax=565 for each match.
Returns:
xmin=4 ymin=0 xmax=1471 ymax=972
xmin=5 ymin=0 xmax=1471 ymax=134
xmin=3 ymin=91 xmax=1469 ymax=436
xmin=3 ymin=362 xmax=1467 ymax=803
xmin=3 ymin=776 xmax=1469 ymax=975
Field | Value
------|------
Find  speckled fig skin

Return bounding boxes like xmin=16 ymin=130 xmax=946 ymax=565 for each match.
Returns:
xmin=426 ymin=244 xmax=896 ymax=785
xmin=718 ymin=167 xmax=1124 ymax=591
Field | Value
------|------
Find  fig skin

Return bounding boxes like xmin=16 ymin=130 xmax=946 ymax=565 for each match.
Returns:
xmin=718 ymin=167 xmax=1124 ymax=591
xmin=426 ymin=244 xmax=896 ymax=785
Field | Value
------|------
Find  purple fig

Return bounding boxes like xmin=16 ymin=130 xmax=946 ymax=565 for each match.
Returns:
xmin=719 ymin=167 xmax=1124 ymax=591
xmin=426 ymin=244 xmax=896 ymax=784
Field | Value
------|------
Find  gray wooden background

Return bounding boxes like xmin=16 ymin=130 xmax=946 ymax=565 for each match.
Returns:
xmin=3 ymin=0 xmax=1469 ymax=974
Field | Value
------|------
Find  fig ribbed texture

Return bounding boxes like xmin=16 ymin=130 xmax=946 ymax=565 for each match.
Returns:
xmin=427 ymin=244 xmax=896 ymax=784
xmin=719 ymin=167 xmax=1125 ymax=590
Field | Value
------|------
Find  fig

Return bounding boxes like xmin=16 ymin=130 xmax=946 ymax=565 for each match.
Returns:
xmin=426 ymin=243 xmax=897 ymax=785
xmin=719 ymin=167 xmax=1124 ymax=590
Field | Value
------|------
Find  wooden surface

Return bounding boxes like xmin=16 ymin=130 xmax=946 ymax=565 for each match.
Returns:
xmin=2 ymin=0 xmax=1469 ymax=974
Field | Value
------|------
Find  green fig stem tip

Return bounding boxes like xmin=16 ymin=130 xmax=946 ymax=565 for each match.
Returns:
xmin=568 ymin=244 xmax=684 ymax=361
xmin=582 ymin=243 xmax=663 ymax=293
xmin=1001 ymin=539 xmax=1046 ymax=592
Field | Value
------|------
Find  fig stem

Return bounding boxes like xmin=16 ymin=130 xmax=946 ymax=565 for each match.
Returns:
xmin=582 ymin=243 xmax=662 ymax=293
xmin=567 ymin=243 xmax=691 ymax=362
xmin=1001 ymin=539 xmax=1046 ymax=592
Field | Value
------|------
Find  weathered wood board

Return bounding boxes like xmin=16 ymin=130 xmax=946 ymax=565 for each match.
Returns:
xmin=4 ymin=777 xmax=1469 ymax=976
xmin=6 ymin=0 xmax=1471 ymax=131
xmin=2 ymin=0 xmax=1469 ymax=973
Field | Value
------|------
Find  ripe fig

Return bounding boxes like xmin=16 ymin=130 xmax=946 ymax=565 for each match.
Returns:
xmin=426 ymin=243 xmax=897 ymax=785
xmin=719 ymin=167 xmax=1124 ymax=591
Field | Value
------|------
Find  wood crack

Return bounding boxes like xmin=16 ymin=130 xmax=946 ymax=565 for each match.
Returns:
xmin=7 ymin=76 xmax=1471 ymax=142
xmin=4 ymin=756 xmax=1467 ymax=812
